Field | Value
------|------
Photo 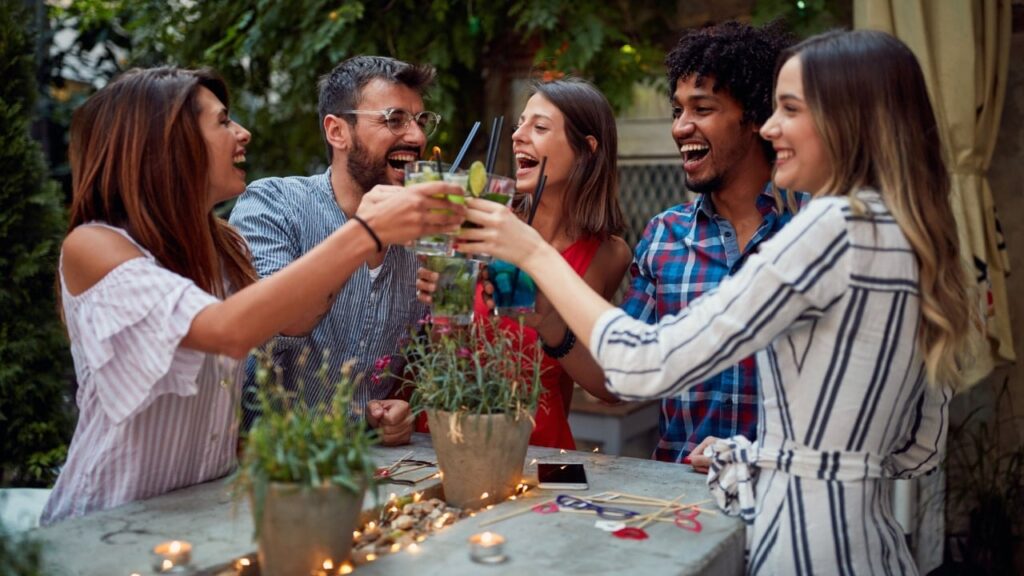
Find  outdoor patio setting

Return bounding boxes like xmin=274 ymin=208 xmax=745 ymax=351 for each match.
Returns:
xmin=4 ymin=1 xmax=1024 ymax=575
xmin=31 ymin=437 xmax=744 ymax=575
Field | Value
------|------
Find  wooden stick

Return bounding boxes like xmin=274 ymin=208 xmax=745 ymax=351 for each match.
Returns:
xmin=379 ymin=451 xmax=414 ymax=475
xmin=477 ymin=498 xmax=554 ymax=528
xmin=589 ymin=499 xmax=717 ymax=516
xmin=635 ymin=492 xmax=686 ymax=530
xmin=606 ymin=491 xmax=679 ymax=505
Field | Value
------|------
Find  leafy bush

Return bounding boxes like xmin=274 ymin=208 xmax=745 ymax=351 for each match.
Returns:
xmin=394 ymin=316 xmax=543 ymax=417
xmin=0 ymin=0 xmax=72 ymax=486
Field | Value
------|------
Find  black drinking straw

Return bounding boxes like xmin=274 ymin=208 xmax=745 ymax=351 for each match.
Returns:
xmin=484 ymin=117 xmax=500 ymax=173
xmin=432 ymin=145 xmax=443 ymax=174
xmin=509 ymin=156 xmax=547 ymax=306
xmin=526 ymin=156 xmax=548 ymax=225
xmin=449 ymin=121 xmax=481 ymax=174
xmin=488 ymin=116 xmax=504 ymax=173
xmin=482 ymin=116 xmax=505 ymax=195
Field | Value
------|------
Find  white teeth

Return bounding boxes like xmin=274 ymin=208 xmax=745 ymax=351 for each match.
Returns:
xmin=776 ymin=150 xmax=794 ymax=160
xmin=388 ymin=154 xmax=417 ymax=162
xmin=233 ymin=154 xmax=246 ymax=164
xmin=679 ymin=143 xmax=709 ymax=154
xmin=515 ymin=152 xmax=538 ymax=162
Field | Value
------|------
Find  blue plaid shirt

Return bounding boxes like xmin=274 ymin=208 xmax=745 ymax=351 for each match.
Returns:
xmin=621 ymin=184 xmax=808 ymax=463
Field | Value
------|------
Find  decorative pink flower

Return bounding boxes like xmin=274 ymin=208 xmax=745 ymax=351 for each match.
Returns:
xmin=374 ymin=355 xmax=392 ymax=371
xmin=457 ymin=347 xmax=472 ymax=359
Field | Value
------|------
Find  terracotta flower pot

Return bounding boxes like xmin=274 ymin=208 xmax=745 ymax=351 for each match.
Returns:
xmin=426 ymin=408 xmax=533 ymax=509
xmin=255 ymin=482 xmax=364 ymax=575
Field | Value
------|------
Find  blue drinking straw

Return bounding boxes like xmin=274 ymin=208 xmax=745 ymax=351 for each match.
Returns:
xmin=450 ymin=121 xmax=481 ymax=174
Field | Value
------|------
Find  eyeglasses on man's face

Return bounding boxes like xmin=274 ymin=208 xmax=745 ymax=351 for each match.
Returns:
xmin=339 ymin=108 xmax=441 ymax=137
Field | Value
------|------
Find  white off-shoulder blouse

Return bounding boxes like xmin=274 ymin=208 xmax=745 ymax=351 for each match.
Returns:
xmin=41 ymin=223 xmax=241 ymax=525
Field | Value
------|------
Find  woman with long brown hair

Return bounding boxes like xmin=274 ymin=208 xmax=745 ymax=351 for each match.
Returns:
xmin=458 ymin=30 xmax=971 ymax=573
xmin=42 ymin=67 xmax=463 ymax=524
xmin=419 ymin=78 xmax=631 ymax=449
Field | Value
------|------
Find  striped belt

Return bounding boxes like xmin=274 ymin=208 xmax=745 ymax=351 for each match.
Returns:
xmin=707 ymin=436 xmax=885 ymax=523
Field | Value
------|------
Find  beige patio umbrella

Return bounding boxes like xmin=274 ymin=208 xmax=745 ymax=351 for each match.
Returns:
xmin=855 ymin=0 xmax=1015 ymax=386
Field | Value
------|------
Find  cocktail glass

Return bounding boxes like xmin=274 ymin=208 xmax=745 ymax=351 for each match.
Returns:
xmin=460 ymin=172 xmax=516 ymax=263
xmin=487 ymin=259 xmax=535 ymax=316
xmin=404 ymin=161 xmax=468 ymax=256
xmin=426 ymin=255 xmax=479 ymax=325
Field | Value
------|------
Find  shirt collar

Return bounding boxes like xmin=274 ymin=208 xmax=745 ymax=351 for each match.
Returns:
xmin=693 ymin=182 xmax=785 ymax=220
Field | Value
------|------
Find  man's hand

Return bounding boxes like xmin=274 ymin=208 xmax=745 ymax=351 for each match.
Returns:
xmin=357 ymin=182 xmax=465 ymax=247
xmin=366 ymin=399 xmax=413 ymax=446
xmin=685 ymin=436 xmax=722 ymax=474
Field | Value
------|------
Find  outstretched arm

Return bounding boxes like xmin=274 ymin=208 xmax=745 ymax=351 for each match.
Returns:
xmin=458 ymin=197 xmax=851 ymax=401
xmin=63 ymin=182 xmax=465 ymax=360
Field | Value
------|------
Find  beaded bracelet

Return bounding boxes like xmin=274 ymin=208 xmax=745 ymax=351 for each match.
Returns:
xmin=541 ymin=327 xmax=576 ymax=359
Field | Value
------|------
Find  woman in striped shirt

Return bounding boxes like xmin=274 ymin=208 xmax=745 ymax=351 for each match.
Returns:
xmin=459 ymin=30 xmax=972 ymax=574
xmin=42 ymin=67 xmax=464 ymax=524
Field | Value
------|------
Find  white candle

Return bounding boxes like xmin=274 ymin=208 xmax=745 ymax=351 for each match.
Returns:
xmin=151 ymin=540 xmax=192 ymax=573
xmin=468 ymin=531 xmax=507 ymax=564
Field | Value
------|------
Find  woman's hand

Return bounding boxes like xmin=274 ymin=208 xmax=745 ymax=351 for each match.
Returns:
xmin=686 ymin=436 xmax=722 ymax=474
xmin=357 ymin=182 xmax=465 ymax=247
xmin=455 ymin=198 xmax=546 ymax=267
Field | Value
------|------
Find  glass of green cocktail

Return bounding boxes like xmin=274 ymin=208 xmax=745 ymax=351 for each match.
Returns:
xmin=425 ymin=255 xmax=479 ymax=325
xmin=459 ymin=161 xmax=516 ymax=262
xmin=404 ymin=161 xmax=469 ymax=256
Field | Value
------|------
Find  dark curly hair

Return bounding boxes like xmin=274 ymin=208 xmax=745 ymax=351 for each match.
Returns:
xmin=665 ymin=20 xmax=794 ymax=127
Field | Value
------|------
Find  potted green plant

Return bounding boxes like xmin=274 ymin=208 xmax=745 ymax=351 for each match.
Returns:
xmin=235 ymin=352 xmax=377 ymax=575
xmin=394 ymin=317 xmax=543 ymax=509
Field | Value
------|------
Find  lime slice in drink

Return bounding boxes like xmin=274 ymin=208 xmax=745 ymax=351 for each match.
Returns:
xmin=468 ymin=161 xmax=487 ymax=197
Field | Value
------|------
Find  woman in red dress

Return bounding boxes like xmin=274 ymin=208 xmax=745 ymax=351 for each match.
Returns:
xmin=419 ymin=78 xmax=630 ymax=449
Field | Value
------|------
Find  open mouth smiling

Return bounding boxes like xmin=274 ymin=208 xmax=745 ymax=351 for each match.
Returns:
xmin=680 ymin=142 xmax=710 ymax=164
xmin=515 ymin=152 xmax=540 ymax=170
xmin=387 ymin=151 xmax=419 ymax=171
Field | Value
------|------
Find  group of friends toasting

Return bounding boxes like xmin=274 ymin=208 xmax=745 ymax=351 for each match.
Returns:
xmin=45 ymin=17 xmax=972 ymax=575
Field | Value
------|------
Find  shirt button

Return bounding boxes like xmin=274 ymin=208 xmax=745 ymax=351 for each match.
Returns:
xmin=723 ymin=231 xmax=733 ymax=238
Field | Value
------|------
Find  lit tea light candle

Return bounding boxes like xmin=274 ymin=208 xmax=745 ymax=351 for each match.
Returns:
xmin=311 ymin=558 xmax=336 ymax=576
xmin=234 ymin=555 xmax=258 ymax=575
xmin=468 ymin=531 xmax=507 ymax=564
xmin=151 ymin=540 xmax=192 ymax=573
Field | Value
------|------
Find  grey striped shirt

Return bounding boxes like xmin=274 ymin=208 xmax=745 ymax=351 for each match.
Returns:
xmin=592 ymin=191 xmax=949 ymax=574
xmin=230 ymin=170 xmax=425 ymax=418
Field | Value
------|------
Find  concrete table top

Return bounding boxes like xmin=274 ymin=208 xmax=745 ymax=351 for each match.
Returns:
xmin=31 ymin=434 xmax=743 ymax=575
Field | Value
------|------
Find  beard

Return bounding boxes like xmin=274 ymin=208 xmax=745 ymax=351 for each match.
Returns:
xmin=347 ymin=136 xmax=390 ymax=194
xmin=685 ymin=173 xmax=725 ymax=195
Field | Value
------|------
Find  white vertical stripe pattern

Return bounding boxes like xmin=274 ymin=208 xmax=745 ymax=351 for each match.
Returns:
xmin=41 ymin=224 xmax=240 ymax=525
xmin=592 ymin=191 xmax=949 ymax=574
xmin=229 ymin=170 xmax=425 ymax=419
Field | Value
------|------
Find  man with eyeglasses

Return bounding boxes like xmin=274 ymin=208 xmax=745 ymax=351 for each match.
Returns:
xmin=230 ymin=56 xmax=446 ymax=445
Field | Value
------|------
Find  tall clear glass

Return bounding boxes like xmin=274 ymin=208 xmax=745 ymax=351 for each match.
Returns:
xmin=404 ymin=161 xmax=468 ymax=256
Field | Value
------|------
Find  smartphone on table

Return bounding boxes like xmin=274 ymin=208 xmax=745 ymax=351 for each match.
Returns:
xmin=537 ymin=463 xmax=588 ymax=490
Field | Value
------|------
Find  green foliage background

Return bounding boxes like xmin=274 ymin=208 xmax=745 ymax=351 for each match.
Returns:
xmin=0 ymin=0 xmax=848 ymax=488
xmin=0 ymin=0 xmax=72 ymax=486
xmin=50 ymin=0 xmax=680 ymax=180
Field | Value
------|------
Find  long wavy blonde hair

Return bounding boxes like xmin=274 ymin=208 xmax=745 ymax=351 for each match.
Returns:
xmin=783 ymin=30 xmax=973 ymax=389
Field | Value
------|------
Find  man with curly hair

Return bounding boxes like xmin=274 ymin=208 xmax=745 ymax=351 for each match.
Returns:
xmin=622 ymin=21 xmax=806 ymax=471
